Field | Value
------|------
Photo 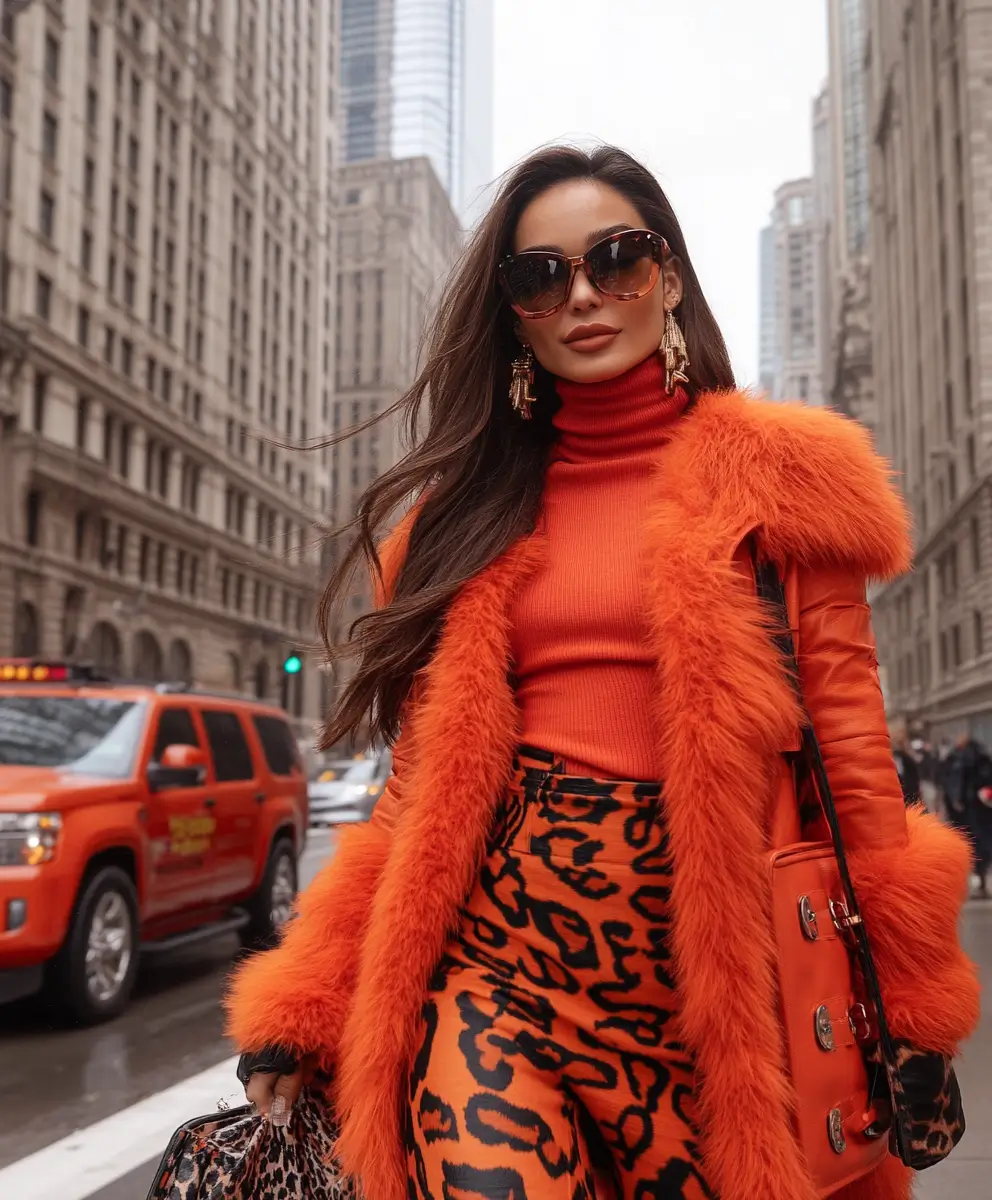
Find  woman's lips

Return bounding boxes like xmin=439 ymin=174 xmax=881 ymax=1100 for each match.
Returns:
xmin=565 ymin=331 xmax=619 ymax=353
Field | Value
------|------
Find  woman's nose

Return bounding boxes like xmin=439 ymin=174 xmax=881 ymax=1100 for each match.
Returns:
xmin=567 ymin=264 xmax=602 ymax=311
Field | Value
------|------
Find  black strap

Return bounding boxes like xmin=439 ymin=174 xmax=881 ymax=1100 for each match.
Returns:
xmin=753 ymin=557 xmax=904 ymax=1088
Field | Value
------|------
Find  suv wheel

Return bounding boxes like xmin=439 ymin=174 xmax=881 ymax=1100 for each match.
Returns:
xmin=47 ymin=866 xmax=140 ymax=1025
xmin=242 ymin=838 xmax=297 ymax=950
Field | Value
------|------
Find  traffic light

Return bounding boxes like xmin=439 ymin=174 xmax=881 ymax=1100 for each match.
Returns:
xmin=283 ymin=653 xmax=303 ymax=675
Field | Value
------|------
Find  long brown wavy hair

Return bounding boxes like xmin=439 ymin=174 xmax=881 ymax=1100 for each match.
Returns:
xmin=319 ymin=144 xmax=735 ymax=749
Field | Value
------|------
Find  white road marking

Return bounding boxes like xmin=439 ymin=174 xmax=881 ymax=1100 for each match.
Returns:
xmin=0 ymin=1055 xmax=243 ymax=1200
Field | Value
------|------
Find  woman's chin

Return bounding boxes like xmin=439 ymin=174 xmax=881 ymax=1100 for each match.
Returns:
xmin=553 ymin=345 xmax=651 ymax=384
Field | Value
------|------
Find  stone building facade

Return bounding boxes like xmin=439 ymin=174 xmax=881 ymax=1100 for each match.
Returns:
xmin=866 ymin=0 xmax=992 ymax=742
xmin=324 ymin=155 xmax=461 ymax=638
xmin=0 ymin=0 xmax=341 ymax=737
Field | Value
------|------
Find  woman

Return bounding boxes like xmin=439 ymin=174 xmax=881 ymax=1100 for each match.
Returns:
xmin=226 ymin=147 xmax=979 ymax=1200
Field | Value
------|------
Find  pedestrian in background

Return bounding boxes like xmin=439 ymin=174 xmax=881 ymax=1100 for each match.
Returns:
xmin=890 ymin=722 xmax=922 ymax=807
xmin=225 ymin=145 xmax=978 ymax=1200
xmin=911 ymin=736 xmax=940 ymax=815
xmin=942 ymin=730 xmax=992 ymax=898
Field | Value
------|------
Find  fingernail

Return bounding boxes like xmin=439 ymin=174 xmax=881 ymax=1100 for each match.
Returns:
xmin=269 ymin=1095 xmax=291 ymax=1128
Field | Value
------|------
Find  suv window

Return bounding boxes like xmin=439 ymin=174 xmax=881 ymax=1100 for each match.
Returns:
xmin=153 ymin=706 xmax=200 ymax=760
xmin=252 ymin=714 xmax=299 ymax=776
xmin=201 ymin=709 xmax=255 ymax=782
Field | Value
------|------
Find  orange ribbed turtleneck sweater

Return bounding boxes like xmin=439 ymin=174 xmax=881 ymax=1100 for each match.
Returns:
xmin=510 ymin=354 xmax=690 ymax=781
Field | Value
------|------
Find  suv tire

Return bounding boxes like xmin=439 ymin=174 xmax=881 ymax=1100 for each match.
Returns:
xmin=46 ymin=866 xmax=140 ymax=1026
xmin=242 ymin=837 xmax=297 ymax=950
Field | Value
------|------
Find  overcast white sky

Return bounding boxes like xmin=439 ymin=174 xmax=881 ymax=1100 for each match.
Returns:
xmin=491 ymin=0 xmax=827 ymax=387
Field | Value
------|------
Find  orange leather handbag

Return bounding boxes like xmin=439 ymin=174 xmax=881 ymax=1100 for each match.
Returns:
xmin=756 ymin=558 xmax=965 ymax=1197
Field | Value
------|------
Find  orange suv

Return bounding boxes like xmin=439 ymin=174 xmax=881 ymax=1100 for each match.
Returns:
xmin=0 ymin=660 xmax=307 ymax=1024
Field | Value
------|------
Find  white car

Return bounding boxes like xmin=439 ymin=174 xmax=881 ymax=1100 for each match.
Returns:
xmin=308 ymin=753 xmax=392 ymax=827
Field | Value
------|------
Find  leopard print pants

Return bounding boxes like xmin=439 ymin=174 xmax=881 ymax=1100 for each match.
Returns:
xmin=405 ymin=746 xmax=716 ymax=1200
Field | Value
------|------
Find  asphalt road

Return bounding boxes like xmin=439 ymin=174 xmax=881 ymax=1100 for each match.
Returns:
xmin=0 ymin=832 xmax=989 ymax=1199
xmin=0 ymin=828 xmax=338 ymax=1194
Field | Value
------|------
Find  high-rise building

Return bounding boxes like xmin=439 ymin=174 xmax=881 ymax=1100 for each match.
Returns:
xmin=339 ymin=0 xmax=493 ymax=221
xmin=0 ymin=0 xmax=338 ymax=732
xmin=866 ymin=0 xmax=992 ymax=741
xmin=758 ymin=179 xmax=821 ymax=404
xmin=820 ymin=0 xmax=875 ymax=432
xmin=827 ymin=0 xmax=869 ymax=263
xmin=757 ymin=224 xmax=779 ymax=398
xmin=323 ymin=155 xmax=462 ymax=715
xmin=811 ymin=85 xmax=834 ymax=405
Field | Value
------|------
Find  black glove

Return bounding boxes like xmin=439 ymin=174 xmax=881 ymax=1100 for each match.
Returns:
xmin=236 ymin=1044 xmax=299 ymax=1088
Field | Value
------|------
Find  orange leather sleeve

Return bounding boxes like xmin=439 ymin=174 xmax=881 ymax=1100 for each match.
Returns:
xmin=795 ymin=565 xmax=908 ymax=853
xmin=795 ymin=565 xmax=980 ymax=1052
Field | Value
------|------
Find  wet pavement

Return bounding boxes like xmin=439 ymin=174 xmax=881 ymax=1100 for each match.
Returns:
xmin=0 ymin=830 xmax=337 ymax=1183
xmin=0 ymin=833 xmax=989 ymax=1199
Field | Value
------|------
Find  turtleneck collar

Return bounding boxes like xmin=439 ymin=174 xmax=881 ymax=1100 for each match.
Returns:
xmin=552 ymin=353 xmax=690 ymax=465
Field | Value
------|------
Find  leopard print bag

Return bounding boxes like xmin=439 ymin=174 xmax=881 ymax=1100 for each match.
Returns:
xmin=145 ymin=1087 xmax=360 ymax=1199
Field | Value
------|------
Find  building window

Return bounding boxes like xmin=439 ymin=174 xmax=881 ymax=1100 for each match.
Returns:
xmin=123 ymin=267 xmax=135 ymax=309
xmin=156 ymin=542 xmax=166 ymax=587
xmin=119 ymin=422 xmax=132 ymax=478
xmin=75 ymin=513 xmax=87 ymax=561
xmin=88 ymin=20 xmax=99 ymax=58
xmin=35 ymin=273 xmax=52 ymax=321
xmin=120 ymin=337 xmax=133 ymax=377
xmin=86 ymin=87 xmax=98 ymax=130
xmin=975 ymin=610 xmax=985 ymax=658
xmin=31 ymin=372 xmax=47 ymax=433
xmin=42 ymin=111 xmax=58 ymax=162
xmin=104 ymin=325 xmax=116 ymax=365
xmin=25 ymin=490 xmax=42 ymax=547
xmin=84 ymin=157 xmax=95 ymax=203
xmin=138 ymin=535 xmax=150 ymax=582
xmin=77 ymin=304 xmax=90 ymax=347
xmin=75 ymin=394 xmax=89 ymax=451
xmin=0 ymin=75 xmax=11 ymax=121
xmin=115 ymin=524 xmax=127 ymax=574
xmin=81 ymin=228 xmax=93 ymax=273
xmin=971 ymin=516 xmax=981 ymax=572
xmin=952 ymin=624 xmax=963 ymax=669
xmin=44 ymin=34 xmax=60 ymax=88
xmin=39 ymin=189 xmax=55 ymax=240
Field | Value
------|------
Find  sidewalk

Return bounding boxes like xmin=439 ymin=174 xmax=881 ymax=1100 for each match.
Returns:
xmin=913 ymin=898 xmax=991 ymax=1197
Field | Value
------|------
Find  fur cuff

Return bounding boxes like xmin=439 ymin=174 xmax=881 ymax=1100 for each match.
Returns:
xmin=223 ymin=823 xmax=390 ymax=1061
xmin=848 ymin=808 xmax=981 ymax=1054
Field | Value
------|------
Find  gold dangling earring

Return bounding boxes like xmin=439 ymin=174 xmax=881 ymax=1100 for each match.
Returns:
xmin=509 ymin=345 xmax=536 ymax=420
xmin=660 ymin=309 xmax=690 ymax=396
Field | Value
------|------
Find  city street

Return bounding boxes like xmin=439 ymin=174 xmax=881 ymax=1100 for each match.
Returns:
xmin=0 ymin=830 xmax=338 ymax=1200
xmin=0 ymin=833 xmax=987 ymax=1199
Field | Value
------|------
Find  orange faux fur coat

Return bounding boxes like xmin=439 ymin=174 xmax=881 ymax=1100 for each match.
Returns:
xmin=226 ymin=390 xmax=980 ymax=1200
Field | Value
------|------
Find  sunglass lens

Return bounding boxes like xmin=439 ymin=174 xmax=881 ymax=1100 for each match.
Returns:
xmin=588 ymin=232 xmax=660 ymax=298
xmin=503 ymin=255 xmax=569 ymax=314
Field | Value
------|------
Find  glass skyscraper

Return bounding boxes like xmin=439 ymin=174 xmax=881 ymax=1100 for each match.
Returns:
xmin=340 ymin=0 xmax=493 ymax=221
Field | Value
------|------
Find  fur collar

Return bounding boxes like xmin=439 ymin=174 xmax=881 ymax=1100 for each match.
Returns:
xmin=336 ymin=392 xmax=913 ymax=1200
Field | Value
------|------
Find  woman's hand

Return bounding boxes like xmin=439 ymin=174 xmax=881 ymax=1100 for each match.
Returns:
xmin=245 ymin=1064 xmax=305 ymax=1123
xmin=237 ymin=1046 xmax=311 ymax=1123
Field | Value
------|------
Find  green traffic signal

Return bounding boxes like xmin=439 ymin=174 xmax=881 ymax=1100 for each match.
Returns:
xmin=283 ymin=654 xmax=303 ymax=675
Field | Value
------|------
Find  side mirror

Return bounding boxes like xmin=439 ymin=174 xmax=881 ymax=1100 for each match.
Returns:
xmin=148 ymin=744 xmax=207 ymax=792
